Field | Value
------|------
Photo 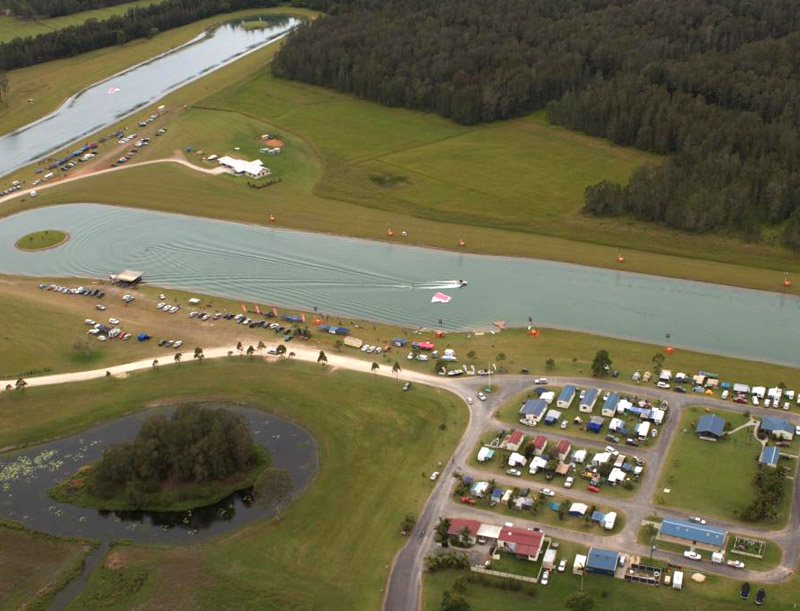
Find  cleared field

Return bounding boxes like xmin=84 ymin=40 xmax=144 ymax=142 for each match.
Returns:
xmin=0 ymin=359 xmax=467 ymax=609
xmin=654 ymin=407 xmax=794 ymax=527
xmin=0 ymin=524 xmax=91 ymax=610
xmin=0 ymin=0 xmax=160 ymax=43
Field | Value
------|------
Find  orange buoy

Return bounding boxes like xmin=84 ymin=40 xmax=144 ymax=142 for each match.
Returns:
xmin=665 ymin=345 xmax=675 ymax=354
xmin=459 ymin=239 xmax=466 ymax=247
xmin=268 ymin=213 xmax=276 ymax=223
xmin=784 ymin=277 xmax=792 ymax=287
xmin=528 ymin=328 xmax=540 ymax=337
xmin=618 ymin=255 xmax=625 ymax=263
xmin=387 ymin=228 xmax=394 ymax=237
xmin=314 ymin=318 xmax=323 ymax=325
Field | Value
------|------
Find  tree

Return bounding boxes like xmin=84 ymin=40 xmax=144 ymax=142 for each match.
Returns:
xmin=236 ymin=341 xmax=243 ymax=352
xmin=466 ymin=350 xmax=476 ymax=360
xmin=253 ymin=468 xmax=293 ymax=520
xmin=318 ymin=350 xmax=328 ymax=365
xmin=193 ymin=347 xmax=204 ymax=364
xmin=0 ymin=72 xmax=8 ymax=106
xmin=246 ymin=345 xmax=255 ymax=358
xmin=334 ymin=339 xmax=343 ymax=351
xmin=371 ymin=362 xmax=380 ymax=373
xmin=459 ymin=526 xmax=472 ymax=547
xmin=496 ymin=353 xmax=506 ymax=362
xmin=434 ymin=517 xmax=451 ymax=543
xmin=651 ymin=352 xmax=665 ymax=375
xmin=174 ymin=352 xmax=182 ymax=365
xmin=400 ymin=513 xmax=416 ymax=535
xmin=275 ymin=344 xmax=287 ymax=356
xmin=545 ymin=358 xmax=555 ymax=371
xmin=392 ymin=361 xmax=401 ymax=383
xmin=15 ymin=378 xmax=27 ymax=393
xmin=565 ymin=591 xmax=594 ymax=611
xmin=152 ymin=359 xmax=159 ymax=370
xmin=257 ymin=341 xmax=266 ymax=353
xmin=591 ymin=350 xmax=612 ymax=377
xmin=440 ymin=591 xmax=471 ymax=611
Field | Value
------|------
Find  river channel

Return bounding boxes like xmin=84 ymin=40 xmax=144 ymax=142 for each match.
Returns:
xmin=1 ymin=203 xmax=798 ymax=365
xmin=0 ymin=15 xmax=300 ymax=178
xmin=0 ymin=402 xmax=318 ymax=543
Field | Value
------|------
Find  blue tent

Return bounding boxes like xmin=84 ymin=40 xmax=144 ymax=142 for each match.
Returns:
xmin=392 ymin=338 xmax=408 ymax=346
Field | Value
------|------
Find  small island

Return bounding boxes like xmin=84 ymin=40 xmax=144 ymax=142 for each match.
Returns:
xmin=51 ymin=404 xmax=270 ymax=512
xmin=15 ymin=229 xmax=69 ymax=251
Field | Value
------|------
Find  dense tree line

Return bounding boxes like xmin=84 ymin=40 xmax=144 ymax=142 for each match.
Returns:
xmin=1 ymin=0 xmax=135 ymax=19
xmin=272 ymin=0 xmax=800 ymax=246
xmin=0 ymin=0 xmax=279 ymax=71
xmin=740 ymin=464 xmax=786 ymax=522
xmin=89 ymin=404 xmax=262 ymax=499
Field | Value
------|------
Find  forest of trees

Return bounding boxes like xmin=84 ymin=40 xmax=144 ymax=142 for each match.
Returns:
xmin=0 ymin=0 xmax=279 ymax=71
xmin=88 ymin=404 xmax=262 ymax=500
xmin=272 ymin=0 xmax=800 ymax=247
xmin=1 ymin=0 xmax=135 ymax=19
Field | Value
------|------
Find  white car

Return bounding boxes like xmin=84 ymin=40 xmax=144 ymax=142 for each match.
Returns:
xmin=657 ymin=381 xmax=670 ymax=389
xmin=541 ymin=488 xmax=555 ymax=497
xmin=534 ymin=378 xmax=548 ymax=384
xmin=466 ymin=397 xmax=474 ymax=405
xmin=416 ymin=354 xmax=429 ymax=361
xmin=752 ymin=395 xmax=760 ymax=406
xmin=173 ymin=340 xmax=183 ymax=348
xmin=159 ymin=294 xmax=167 ymax=300
xmin=764 ymin=399 xmax=772 ymax=408
xmin=157 ymin=302 xmax=166 ymax=309
xmin=95 ymin=304 xmax=106 ymax=311
xmin=430 ymin=471 xmax=439 ymax=481
xmin=540 ymin=569 xmax=549 ymax=585
xmin=477 ymin=392 xmax=487 ymax=401
xmin=557 ymin=559 xmax=567 ymax=573
xmin=407 ymin=352 xmax=415 ymax=360
xmin=683 ymin=551 xmax=702 ymax=561
xmin=721 ymin=390 xmax=729 ymax=400
xmin=689 ymin=516 xmax=706 ymax=525
xmin=169 ymin=306 xmax=179 ymax=313
xmin=108 ymin=318 xmax=119 ymax=325
xmin=560 ymin=420 xmax=568 ymax=429
xmin=564 ymin=477 xmax=574 ymax=488
xmin=506 ymin=469 xmax=522 ymax=477
xmin=730 ymin=560 xmax=746 ymax=569
xmin=84 ymin=318 xmax=95 ymax=325
xmin=87 ymin=328 xmax=100 ymax=335
xmin=361 ymin=344 xmax=369 ymax=352
xmin=97 ymin=335 xmax=107 ymax=342
xmin=783 ymin=402 xmax=790 ymax=411
xmin=795 ymin=425 xmax=800 ymax=436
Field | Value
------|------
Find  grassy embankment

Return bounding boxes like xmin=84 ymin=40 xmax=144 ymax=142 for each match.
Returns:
xmin=3 ymin=275 xmax=800 ymax=392
xmin=0 ymin=6 xmax=317 ymax=138
xmin=0 ymin=0 xmax=160 ymax=42
xmin=5 ymin=33 xmax=800 ymax=294
xmin=655 ymin=407 xmax=795 ymax=528
xmin=0 ymin=520 xmax=95 ymax=610
xmin=14 ymin=229 xmax=67 ymax=250
xmin=50 ymin=445 xmax=270 ymax=512
xmin=0 ymin=359 xmax=466 ymax=609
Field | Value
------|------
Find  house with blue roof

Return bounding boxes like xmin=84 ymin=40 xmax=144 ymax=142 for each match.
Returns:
xmin=759 ymin=445 xmax=780 ymax=468
xmin=658 ymin=518 xmax=728 ymax=552
xmin=557 ymin=385 xmax=577 ymax=408
xmin=580 ymin=388 xmax=600 ymax=413
xmin=586 ymin=547 xmax=619 ymax=577
xmin=695 ymin=414 xmax=726 ymax=440
xmin=760 ymin=416 xmax=795 ymax=441
xmin=519 ymin=399 xmax=548 ymax=425
xmin=601 ymin=392 xmax=620 ymax=417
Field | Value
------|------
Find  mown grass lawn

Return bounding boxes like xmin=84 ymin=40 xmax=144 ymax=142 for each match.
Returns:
xmin=0 ymin=358 xmax=467 ymax=610
xmin=654 ymin=407 xmax=794 ymax=527
xmin=14 ymin=229 xmax=67 ymax=250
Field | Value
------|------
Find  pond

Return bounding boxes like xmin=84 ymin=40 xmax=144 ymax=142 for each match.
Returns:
xmin=0 ymin=402 xmax=318 ymax=543
xmin=0 ymin=15 xmax=301 ymax=178
xmin=0 ymin=203 xmax=798 ymax=365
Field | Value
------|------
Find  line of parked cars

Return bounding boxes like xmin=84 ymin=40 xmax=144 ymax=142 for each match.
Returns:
xmin=40 ymin=283 xmax=105 ymax=298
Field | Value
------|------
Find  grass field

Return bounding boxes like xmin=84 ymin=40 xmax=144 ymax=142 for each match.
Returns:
xmin=0 ymin=358 xmax=466 ymax=609
xmin=0 ymin=0 xmax=160 ymax=43
xmin=0 ymin=522 xmax=92 ymax=610
xmin=3 ymin=275 xmax=800 ymax=395
xmin=423 ymin=567 xmax=768 ymax=611
xmin=654 ymin=407 xmax=794 ymax=527
xmin=14 ymin=229 xmax=67 ymax=250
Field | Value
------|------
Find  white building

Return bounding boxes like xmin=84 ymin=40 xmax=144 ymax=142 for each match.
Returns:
xmin=218 ymin=156 xmax=271 ymax=179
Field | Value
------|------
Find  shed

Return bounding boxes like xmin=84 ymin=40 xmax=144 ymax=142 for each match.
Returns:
xmin=477 ymin=523 xmax=502 ymax=542
xmin=568 ymin=502 xmax=588 ymax=517
xmin=572 ymin=449 xmax=587 ymax=464
xmin=540 ymin=391 xmax=556 ymax=405
xmin=732 ymin=382 xmax=750 ymax=394
xmin=586 ymin=548 xmax=619 ymax=577
xmin=591 ymin=510 xmax=605 ymax=522
xmin=759 ymin=445 xmax=780 ymax=468
xmin=635 ymin=421 xmax=651 ymax=439
xmin=672 ymin=570 xmax=684 ymax=590
xmin=112 ymin=270 xmax=143 ymax=284
xmin=603 ymin=511 xmax=617 ymax=530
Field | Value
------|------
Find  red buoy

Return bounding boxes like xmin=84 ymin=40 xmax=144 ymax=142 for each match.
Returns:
xmin=269 ymin=214 xmax=276 ymax=223
xmin=387 ymin=228 xmax=394 ymax=237
xmin=784 ymin=278 xmax=792 ymax=287
xmin=528 ymin=328 xmax=540 ymax=337
xmin=459 ymin=239 xmax=466 ymax=247
xmin=665 ymin=345 xmax=675 ymax=354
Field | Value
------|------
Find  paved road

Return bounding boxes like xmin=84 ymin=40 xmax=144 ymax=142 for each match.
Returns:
xmin=3 ymin=354 xmax=798 ymax=607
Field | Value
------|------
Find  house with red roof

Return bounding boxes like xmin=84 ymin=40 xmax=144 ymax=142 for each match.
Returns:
xmin=556 ymin=439 xmax=572 ymax=461
xmin=533 ymin=435 xmax=548 ymax=456
xmin=497 ymin=526 xmax=545 ymax=561
xmin=447 ymin=518 xmax=482 ymax=546
xmin=499 ymin=430 xmax=525 ymax=452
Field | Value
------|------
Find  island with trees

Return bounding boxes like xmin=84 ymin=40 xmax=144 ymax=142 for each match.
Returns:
xmin=52 ymin=403 xmax=271 ymax=512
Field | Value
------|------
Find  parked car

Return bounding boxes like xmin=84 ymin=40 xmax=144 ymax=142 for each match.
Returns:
xmin=564 ymin=476 xmax=574 ymax=488
xmin=541 ymin=488 xmax=555 ymax=496
xmin=657 ymin=381 xmax=670 ymax=389
xmin=673 ymin=386 xmax=687 ymax=393
xmin=507 ymin=469 xmax=522 ymax=477
xmin=95 ymin=304 xmax=106 ymax=311
xmin=783 ymin=402 xmax=791 ymax=410
xmin=108 ymin=318 xmax=119 ymax=325
xmin=460 ymin=496 xmax=476 ymax=505
xmin=477 ymin=392 xmax=487 ymax=401
xmin=534 ymin=378 xmax=548 ymax=384
xmin=755 ymin=588 xmax=766 ymax=605
xmin=402 ymin=382 xmax=412 ymax=391
xmin=587 ymin=485 xmax=600 ymax=493
xmin=689 ymin=515 xmax=706 ymax=525
xmin=540 ymin=570 xmax=549 ymax=586
xmin=560 ymin=420 xmax=568 ymax=430
xmin=84 ymin=318 xmax=95 ymax=325
xmin=739 ymin=582 xmax=750 ymax=600
xmin=557 ymin=559 xmax=566 ymax=573
xmin=430 ymin=472 xmax=439 ymax=481
xmin=683 ymin=551 xmax=702 ymax=561
xmin=729 ymin=560 xmax=746 ymax=569
xmin=721 ymin=389 xmax=730 ymax=400
xmin=466 ymin=397 xmax=473 ymax=405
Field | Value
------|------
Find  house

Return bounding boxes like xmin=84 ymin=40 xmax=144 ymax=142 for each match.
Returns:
xmin=500 ymin=430 xmax=526 ymax=451
xmin=759 ymin=445 xmax=780 ymax=468
xmin=601 ymin=392 xmax=620 ymax=417
xmin=635 ymin=421 xmax=651 ymax=440
xmin=544 ymin=409 xmax=562 ymax=425
xmin=580 ymin=388 xmax=600 ymax=413
xmin=617 ymin=398 xmax=632 ymax=414
xmin=658 ymin=518 xmax=728 ymax=552
xmin=557 ymin=385 xmax=577 ymax=408
xmin=572 ymin=449 xmax=587 ymax=464
xmin=592 ymin=451 xmax=611 ymax=466
xmin=603 ymin=512 xmax=617 ymax=530
xmin=217 ymin=156 xmax=271 ymax=179
xmin=568 ymin=502 xmax=588 ymax=517
xmin=508 ymin=452 xmax=528 ymax=467
xmin=519 ymin=399 xmax=547 ymax=425
xmin=477 ymin=523 xmax=502 ymax=543
xmin=695 ymin=414 xmax=726 ymax=440
xmin=761 ymin=416 xmax=794 ymax=441
xmin=556 ymin=439 xmax=572 ymax=461
xmin=477 ymin=447 xmax=495 ymax=462
xmin=497 ymin=526 xmax=545 ymax=561
xmin=587 ymin=415 xmax=605 ymax=433
xmin=533 ymin=435 xmax=548 ymax=455
xmin=447 ymin=518 xmax=481 ymax=545
xmin=586 ymin=548 xmax=620 ymax=577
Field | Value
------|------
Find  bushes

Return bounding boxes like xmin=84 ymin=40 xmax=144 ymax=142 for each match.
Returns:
xmin=424 ymin=552 xmax=469 ymax=573
xmin=741 ymin=465 xmax=787 ymax=522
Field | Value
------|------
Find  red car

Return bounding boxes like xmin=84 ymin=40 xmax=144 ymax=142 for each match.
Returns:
xmin=587 ymin=485 xmax=600 ymax=493
xmin=460 ymin=496 xmax=477 ymax=505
